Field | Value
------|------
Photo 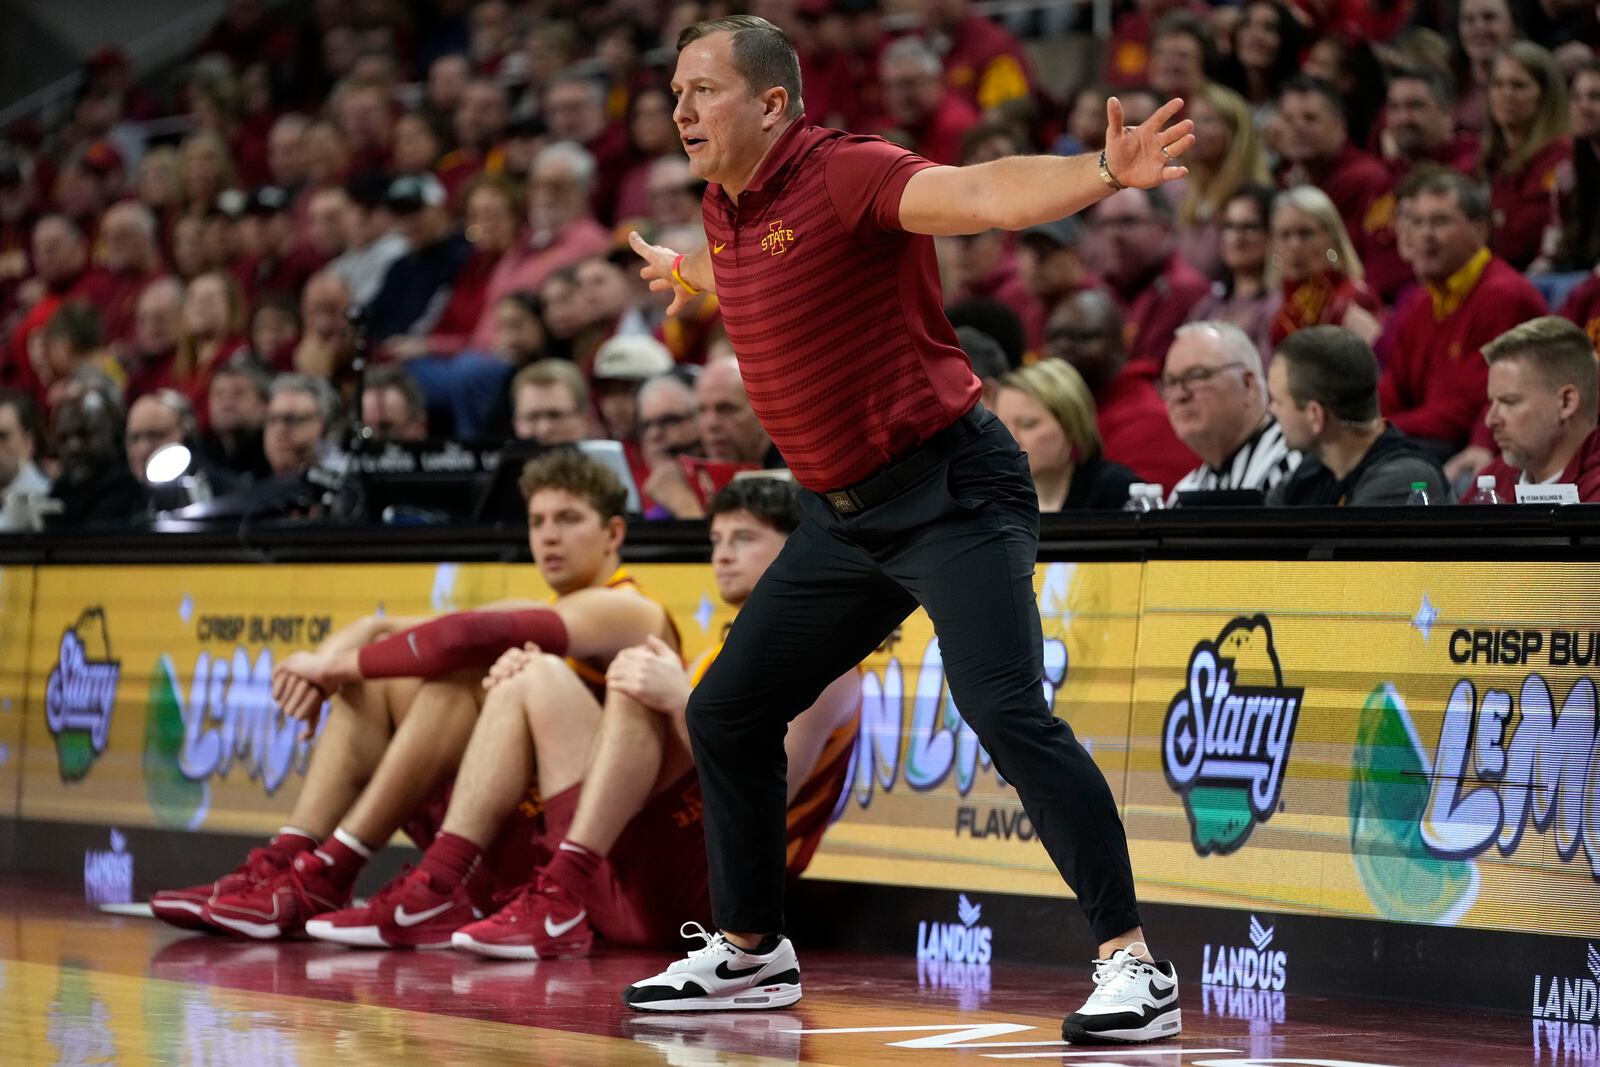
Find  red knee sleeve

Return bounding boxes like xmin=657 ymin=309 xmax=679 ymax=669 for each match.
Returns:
xmin=357 ymin=609 xmax=571 ymax=679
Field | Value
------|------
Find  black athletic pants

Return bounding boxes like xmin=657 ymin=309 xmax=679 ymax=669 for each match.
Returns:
xmin=685 ymin=405 xmax=1143 ymax=945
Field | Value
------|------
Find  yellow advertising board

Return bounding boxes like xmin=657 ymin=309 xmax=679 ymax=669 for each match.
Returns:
xmin=1125 ymin=560 xmax=1600 ymax=938
xmin=11 ymin=557 xmax=1598 ymax=939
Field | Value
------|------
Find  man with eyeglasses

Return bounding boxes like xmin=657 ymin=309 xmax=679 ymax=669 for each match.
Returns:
xmin=1087 ymin=187 xmax=1209 ymax=371
xmin=264 ymin=374 xmax=342 ymax=477
xmin=638 ymin=371 xmax=708 ymax=519
xmin=510 ymin=359 xmax=590 ymax=445
xmin=1163 ymin=320 xmax=1299 ymax=499
xmin=1044 ymin=289 xmax=1196 ymax=491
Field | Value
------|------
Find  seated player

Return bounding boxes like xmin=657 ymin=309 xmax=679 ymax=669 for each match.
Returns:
xmin=301 ymin=477 xmax=861 ymax=960
xmin=149 ymin=452 xmax=679 ymax=938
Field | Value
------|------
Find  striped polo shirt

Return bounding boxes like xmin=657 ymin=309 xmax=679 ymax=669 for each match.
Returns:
xmin=701 ymin=121 xmax=982 ymax=491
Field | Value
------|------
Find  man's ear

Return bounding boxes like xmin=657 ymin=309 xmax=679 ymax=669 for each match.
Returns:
xmin=761 ymin=88 xmax=791 ymax=129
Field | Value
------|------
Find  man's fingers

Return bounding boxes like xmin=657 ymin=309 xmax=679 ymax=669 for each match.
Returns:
xmin=1163 ymin=132 xmax=1196 ymax=158
xmin=1106 ymin=95 xmax=1125 ymax=135
xmin=628 ymin=230 xmax=654 ymax=258
xmin=1146 ymin=97 xmax=1185 ymax=130
xmin=1159 ymin=120 xmax=1195 ymax=148
xmin=645 ymin=633 xmax=673 ymax=654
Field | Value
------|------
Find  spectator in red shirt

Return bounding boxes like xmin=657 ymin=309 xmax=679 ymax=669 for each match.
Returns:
xmin=915 ymin=0 xmax=1032 ymax=110
xmin=1267 ymin=185 xmax=1383 ymax=349
xmin=1379 ymin=171 xmax=1547 ymax=461
xmin=1104 ymin=0 xmax=1205 ymax=88
xmin=874 ymin=37 xmax=980 ymax=167
xmin=1382 ymin=67 xmax=1482 ymax=181
xmin=173 ymin=270 xmax=250 ymax=423
xmin=480 ymin=144 xmax=613 ymax=319
xmin=1017 ymin=218 xmax=1098 ymax=351
xmin=1277 ymin=76 xmax=1408 ymax=301
xmin=124 ymin=276 xmax=184 ymax=402
xmin=543 ymin=74 xmax=631 ymax=224
xmin=1089 ymin=186 xmax=1210 ymax=370
xmin=1560 ymin=272 xmax=1600 ymax=348
xmin=1186 ymin=185 xmax=1277 ymax=359
xmin=1147 ymin=11 xmax=1211 ymax=106
xmin=614 ymin=88 xmax=687 ymax=226
xmin=941 ymin=229 xmax=1034 ymax=328
xmin=6 ymin=215 xmax=113 ymax=400
xmin=95 ymin=201 xmax=165 ymax=349
xmin=1476 ymin=316 xmax=1600 ymax=502
xmin=1216 ymin=0 xmax=1304 ymax=109
xmin=1482 ymin=41 xmax=1571 ymax=271
xmin=1177 ymin=83 xmax=1270 ymax=279
xmin=178 ymin=131 xmax=237 ymax=218
xmin=1455 ymin=0 xmax=1518 ymax=135
xmin=1043 ymin=288 xmax=1197 ymax=489
xmin=437 ymin=80 xmax=510 ymax=202
xmin=332 ymin=81 xmax=394 ymax=178
xmin=1545 ymin=60 xmax=1600 ymax=274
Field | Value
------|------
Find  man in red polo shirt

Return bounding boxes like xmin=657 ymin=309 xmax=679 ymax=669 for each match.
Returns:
xmin=873 ymin=35 xmax=979 ymax=166
xmin=1473 ymin=316 xmax=1600 ymax=502
xmin=1379 ymin=171 xmax=1546 ymax=459
xmin=1088 ymin=186 xmax=1210 ymax=370
xmin=623 ymin=14 xmax=1192 ymax=1046
xmin=1382 ymin=67 xmax=1481 ymax=182
xmin=1278 ymin=76 xmax=1408 ymax=301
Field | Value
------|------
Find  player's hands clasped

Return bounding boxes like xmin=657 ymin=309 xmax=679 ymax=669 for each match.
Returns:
xmin=483 ymin=642 xmax=543 ymax=692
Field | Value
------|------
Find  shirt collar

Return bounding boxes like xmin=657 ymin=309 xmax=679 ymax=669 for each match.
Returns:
xmin=1426 ymin=246 xmax=1491 ymax=320
xmin=713 ymin=118 xmax=810 ymax=204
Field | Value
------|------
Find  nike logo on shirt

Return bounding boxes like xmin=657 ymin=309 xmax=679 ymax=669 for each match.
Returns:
xmin=394 ymin=901 xmax=455 ymax=927
xmin=545 ymin=910 xmax=587 ymax=938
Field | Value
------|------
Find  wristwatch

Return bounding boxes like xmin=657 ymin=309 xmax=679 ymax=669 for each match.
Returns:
xmin=1098 ymin=149 xmax=1125 ymax=192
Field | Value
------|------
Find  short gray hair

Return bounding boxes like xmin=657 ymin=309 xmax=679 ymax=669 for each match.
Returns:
xmin=270 ymin=373 xmax=341 ymax=429
xmin=533 ymin=141 xmax=597 ymax=192
xmin=1175 ymin=320 xmax=1266 ymax=402
xmin=881 ymin=36 xmax=942 ymax=77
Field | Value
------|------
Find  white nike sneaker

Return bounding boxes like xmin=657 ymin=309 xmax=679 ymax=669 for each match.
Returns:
xmin=1061 ymin=943 xmax=1182 ymax=1044
xmin=623 ymin=923 xmax=802 ymax=1012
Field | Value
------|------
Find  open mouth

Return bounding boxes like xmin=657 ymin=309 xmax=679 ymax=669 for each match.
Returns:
xmin=683 ymin=136 xmax=707 ymax=151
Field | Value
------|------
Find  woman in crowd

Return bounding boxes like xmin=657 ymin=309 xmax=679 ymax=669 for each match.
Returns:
xmin=1545 ymin=59 xmax=1600 ymax=276
xmin=1177 ymin=83 xmax=1270 ymax=278
xmin=1217 ymin=0 xmax=1302 ymax=111
xmin=994 ymin=360 xmax=1138 ymax=512
xmin=1187 ymin=185 xmax=1276 ymax=358
xmin=178 ymin=131 xmax=236 ymax=217
xmin=613 ymin=87 xmax=684 ymax=226
xmin=1267 ymin=186 xmax=1382 ymax=348
xmin=1455 ymin=0 xmax=1520 ymax=134
xmin=1482 ymin=40 xmax=1571 ymax=271
xmin=173 ymin=270 xmax=251 ymax=425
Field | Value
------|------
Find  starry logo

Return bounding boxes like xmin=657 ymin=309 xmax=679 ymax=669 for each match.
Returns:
xmin=1162 ymin=615 xmax=1303 ymax=855
xmin=45 ymin=608 xmax=121 ymax=781
xmin=761 ymin=219 xmax=795 ymax=256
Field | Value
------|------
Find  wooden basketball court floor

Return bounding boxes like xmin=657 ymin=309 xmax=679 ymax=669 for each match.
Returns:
xmin=0 ymin=884 xmax=1587 ymax=1066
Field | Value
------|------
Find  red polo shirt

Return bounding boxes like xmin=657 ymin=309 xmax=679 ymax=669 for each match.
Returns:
xmin=1110 ymin=251 xmax=1210 ymax=370
xmin=1560 ymin=273 xmax=1600 ymax=348
xmin=1490 ymin=136 xmax=1571 ymax=271
xmin=702 ymin=122 xmax=980 ymax=491
xmin=1477 ymin=425 xmax=1600 ymax=503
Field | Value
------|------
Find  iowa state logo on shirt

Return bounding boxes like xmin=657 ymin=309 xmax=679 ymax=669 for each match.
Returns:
xmin=762 ymin=220 xmax=796 ymax=256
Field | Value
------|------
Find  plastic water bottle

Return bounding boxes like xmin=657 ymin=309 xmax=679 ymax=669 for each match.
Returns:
xmin=1123 ymin=483 xmax=1166 ymax=512
xmin=1466 ymin=475 xmax=1502 ymax=505
xmin=1406 ymin=481 xmax=1431 ymax=506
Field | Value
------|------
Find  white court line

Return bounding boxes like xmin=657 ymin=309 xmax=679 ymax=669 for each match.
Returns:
xmin=983 ymin=1049 xmax=1240 ymax=1060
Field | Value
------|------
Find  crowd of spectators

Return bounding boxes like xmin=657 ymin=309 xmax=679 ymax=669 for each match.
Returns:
xmin=2 ymin=0 xmax=1599 ymax=530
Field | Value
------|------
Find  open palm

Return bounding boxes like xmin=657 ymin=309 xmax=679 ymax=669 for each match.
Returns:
xmin=1103 ymin=97 xmax=1196 ymax=190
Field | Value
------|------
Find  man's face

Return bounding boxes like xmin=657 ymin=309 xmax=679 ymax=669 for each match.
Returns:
xmin=1571 ymin=71 xmax=1600 ymax=142
xmin=646 ymin=160 xmax=701 ymax=229
xmin=0 ymin=405 xmax=33 ymax=486
xmin=672 ymin=32 xmax=777 ymax=186
xmin=455 ymin=83 xmax=507 ymax=149
xmin=577 ymin=259 xmax=631 ymax=323
xmin=527 ymin=487 xmax=618 ymax=594
xmin=696 ymin=361 xmax=769 ymax=463
xmin=594 ymin=379 xmax=641 ymax=441
xmin=1018 ymin=238 xmax=1086 ymax=300
xmin=1266 ymin=359 xmax=1316 ymax=453
xmin=301 ymin=277 xmax=350 ymax=341
xmin=428 ymin=55 xmax=469 ymax=112
xmin=1091 ymin=192 xmax=1168 ymax=283
xmin=880 ymin=57 xmax=941 ymax=125
xmin=539 ymin=276 xmax=585 ymax=338
xmin=1386 ymin=79 xmax=1453 ymax=156
xmin=1148 ymin=31 xmax=1204 ymax=97
xmin=1485 ymin=357 xmax=1571 ymax=474
xmin=126 ymin=396 xmax=184 ymax=484
xmin=307 ymin=192 xmax=350 ymax=257
xmin=1408 ymin=189 xmax=1486 ymax=285
xmin=134 ymin=284 xmax=182 ymax=356
xmin=209 ymin=372 xmax=266 ymax=434
xmin=53 ymin=399 xmax=116 ymax=474
xmin=513 ymin=382 xmax=586 ymax=444
xmin=263 ymin=391 xmax=325 ymax=475
xmin=361 ymin=386 xmax=425 ymax=442
xmin=544 ymin=82 xmax=604 ymax=142
xmin=1278 ymin=90 xmax=1345 ymax=164
xmin=1161 ymin=331 xmax=1254 ymax=454
xmin=267 ymin=120 xmax=307 ymax=185
xmin=710 ymin=509 xmax=787 ymax=606
xmin=466 ymin=187 xmax=517 ymax=252
xmin=638 ymin=381 xmax=700 ymax=464
xmin=1043 ymin=297 xmax=1118 ymax=393
xmin=529 ymin=159 xmax=586 ymax=232
xmin=31 ymin=219 xmax=84 ymax=284
xmin=100 ymin=208 xmax=151 ymax=273
xmin=493 ymin=300 xmax=546 ymax=361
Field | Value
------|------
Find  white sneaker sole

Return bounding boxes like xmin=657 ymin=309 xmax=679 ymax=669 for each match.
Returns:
xmin=1064 ymin=1007 xmax=1182 ymax=1044
xmin=303 ymin=919 xmax=454 ymax=950
xmin=205 ymin=912 xmax=291 ymax=940
xmin=627 ymin=983 xmax=803 ymax=1012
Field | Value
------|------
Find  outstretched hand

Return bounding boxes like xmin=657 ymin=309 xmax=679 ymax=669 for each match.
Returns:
xmin=1103 ymin=97 xmax=1195 ymax=190
xmin=629 ymin=231 xmax=695 ymax=317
